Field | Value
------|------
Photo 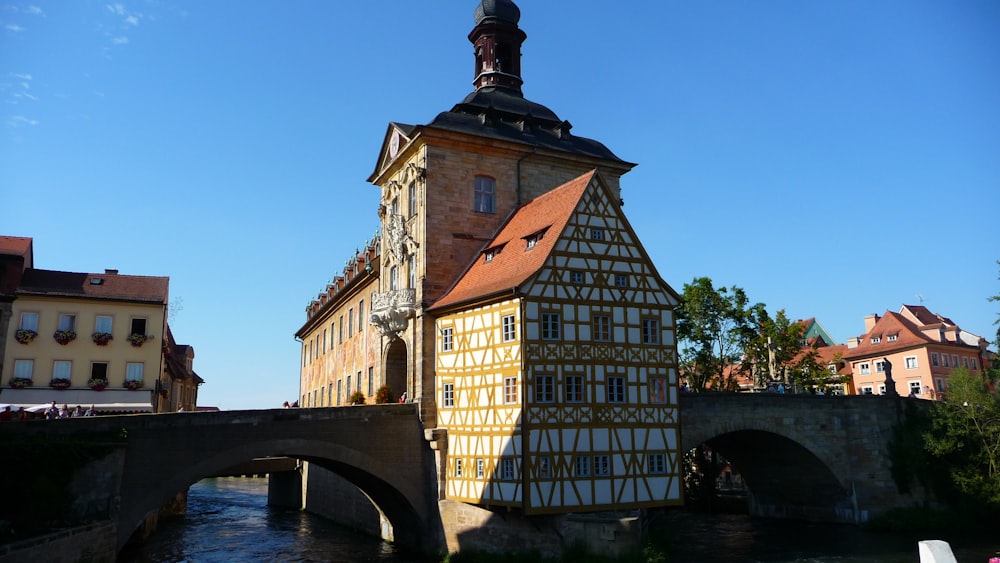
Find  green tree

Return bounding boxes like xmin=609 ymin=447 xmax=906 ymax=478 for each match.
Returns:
xmin=741 ymin=308 xmax=807 ymax=390
xmin=676 ymin=277 xmax=760 ymax=392
xmin=923 ymin=368 xmax=1000 ymax=507
xmin=987 ymin=260 xmax=1000 ymax=384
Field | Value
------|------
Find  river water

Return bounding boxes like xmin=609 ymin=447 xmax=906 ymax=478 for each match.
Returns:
xmin=120 ymin=478 xmax=999 ymax=562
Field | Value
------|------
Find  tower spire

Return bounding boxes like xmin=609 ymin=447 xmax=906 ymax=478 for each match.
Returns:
xmin=469 ymin=0 xmax=526 ymax=94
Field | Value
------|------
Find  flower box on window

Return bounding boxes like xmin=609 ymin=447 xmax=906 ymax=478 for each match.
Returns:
xmin=124 ymin=379 xmax=144 ymax=391
xmin=50 ymin=378 xmax=71 ymax=390
xmin=15 ymin=329 xmax=37 ymax=345
xmin=88 ymin=378 xmax=108 ymax=391
xmin=92 ymin=332 xmax=113 ymax=346
xmin=127 ymin=333 xmax=152 ymax=347
xmin=9 ymin=377 xmax=32 ymax=389
xmin=54 ymin=329 xmax=77 ymax=345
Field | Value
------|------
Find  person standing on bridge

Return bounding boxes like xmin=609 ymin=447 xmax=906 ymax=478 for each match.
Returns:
xmin=84 ymin=405 xmax=96 ymax=416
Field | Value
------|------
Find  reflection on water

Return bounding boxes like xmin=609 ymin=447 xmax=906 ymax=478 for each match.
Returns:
xmin=120 ymin=478 xmax=1000 ymax=563
xmin=119 ymin=478 xmax=426 ymax=563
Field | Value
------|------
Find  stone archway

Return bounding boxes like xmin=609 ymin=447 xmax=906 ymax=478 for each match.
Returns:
xmin=385 ymin=338 xmax=407 ymax=401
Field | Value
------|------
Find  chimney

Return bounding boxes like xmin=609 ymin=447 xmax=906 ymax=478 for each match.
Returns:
xmin=105 ymin=269 xmax=119 ymax=275
xmin=863 ymin=314 xmax=879 ymax=333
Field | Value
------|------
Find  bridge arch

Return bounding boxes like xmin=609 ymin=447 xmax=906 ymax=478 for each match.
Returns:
xmin=120 ymin=437 xmax=431 ymax=551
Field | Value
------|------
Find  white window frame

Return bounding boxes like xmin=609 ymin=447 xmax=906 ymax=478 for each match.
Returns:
xmin=502 ymin=314 xmax=516 ymax=342
xmin=541 ymin=312 xmax=561 ymax=340
xmin=575 ymin=456 xmax=590 ymax=477
xmin=905 ymin=356 xmax=918 ymax=370
xmin=565 ymin=375 xmax=584 ymax=403
xmin=455 ymin=459 xmax=463 ymax=478
xmin=501 ymin=458 xmax=515 ymax=481
xmin=590 ymin=228 xmax=604 ymax=241
xmin=593 ymin=315 xmax=611 ymax=342
xmin=95 ymin=315 xmax=113 ymax=334
xmin=443 ymin=382 xmax=455 ymax=407
xmin=535 ymin=374 xmax=554 ymax=403
xmin=642 ymin=318 xmax=659 ymax=344
xmin=476 ymin=458 xmax=485 ymax=479
xmin=931 ymin=352 xmax=939 ymax=366
xmin=593 ymin=455 xmax=611 ymax=476
xmin=876 ymin=360 xmax=885 ymax=374
xmin=861 ymin=386 xmax=874 ymax=395
xmin=538 ymin=456 xmax=551 ymax=479
xmin=909 ymin=381 xmax=922 ymax=395
xmin=859 ymin=362 xmax=871 ymax=375
xmin=607 ymin=376 xmax=626 ymax=404
xmin=57 ymin=314 xmax=76 ymax=332
xmin=647 ymin=453 xmax=666 ymax=474
xmin=19 ymin=312 xmax=39 ymax=331
xmin=504 ymin=377 xmax=518 ymax=404
xmin=441 ymin=327 xmax=453 ymax=352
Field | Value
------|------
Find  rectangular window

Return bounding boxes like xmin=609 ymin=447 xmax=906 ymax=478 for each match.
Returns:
xmin=876 ymin=360 xmax=885 ymax=374
xmin=346 ymin=375 xmax=352 ymax=398
xmin=95 ymin=315 xmax=113 ymax=334
xmin=607 ymin=376 xmax=625 ymax=403
xmin=19 ymin=312 xmax=39 ymax=331
xmin=878 ymin=384 xmax=886 ymax=395
xmin=859 ymin=362 xmax=871 ymax=375
xmin=565 ymin=375 xmax=584 ymax=403
xmin=125 ymin=362 xmax=143 ymax=382
xmin=501 ymin=458 xmax=515 ymax=481
xmin=504 ymin=377 xmax=518 ymax=404
xmin=570 ymin=270 xmax=584 ymax=284
xmin=950 ymin=355 xmax=959 ymax=368
xmin=971 ymin=358 xmax=979 ymax=370
xmin=442 ymin=327 xmax=453 ymax=352
xmin=474 ymin=176 xmax=495 ymax=213
xmin=935 ymin=378 xmax=945 ymax=391
xmin=13 ymin=359 xmax=33 ymax=380
xmin=905 ymin=356 xmax=918 ymax=370
xmin=338 ymin=316 xmax=344 ymax=344
xmin=443 ymin=383 xmax=455 ymax=407
xmin=358 ymin=301 xmax=365 ymax=332
xmin=862 ymin=386 xmax=874 ymax=395
xmin=538 ymin=456 xmax=551 ymax=478
xmin=502 ymin=314 xmax=516 ymax=342
xmin=322 ymin=329 xmax=327 ymax=354
xmin=57 ymin=314 xmax=76 ymax=332
xmin=615 ymin=274 xmax=628 ymax=287
xmin=650 ymin=378 xmax=667 ymax=404
xmin=91 ymin=362 xmax=108 ymax=381
xmin=962 ymin=357 xmax=969 ymax=368
xmin=348 ymin=309 xmax=354 ymax=337
xmin=888 ymin=334 xmax=898 ymax=342
xmin=593 ymin=455 xmax=611 ymax=476
xmin=541 ymin=312 xmax=561 ymax=340
xmin=53 ymin=360 xmax=72 ymax=380
xmin=455 ymin=459 xmax=463 ymax=478
xmin=336 ymin=380 xmax=342 ymax=406
xmin=130 ymin=318 xmax=147 ymax=337
xmin=871 ymin=336 xmax=881 ymax=344
xmin=909 ymin=381 xmax=922 ymax=395
xmin=642 ymin=318 xmax=659 ymax=344
xmin=408 ymin=182 xmax=417 ymax=217
xmin=590 ymin=228 xmax=604 ymax=241
xmin=593 ymin=315 xmax=611 ymax=342
xmin=368 ymin=367 xmax=374 ymax=397
xmin=357 ymin=371 xmax=362 ymax=392
xmin=942 ymin=354 xmax=950 ymax=367
xmin=535 ymin=375 xmax=554 ymax=403
xmin=476 ymin=458 xmax=485 ymax=479
xmin=931 ymin=353 xmax=939 ymax=366
xmin=575 ymin=456 xmax=590 ymax=477
xmin=647 ymin=453 xmax=666 ymax=474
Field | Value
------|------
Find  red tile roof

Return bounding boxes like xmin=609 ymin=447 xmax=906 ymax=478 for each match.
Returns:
xmin=0 ymin=236 xmax=32 ymax=259
xmin=844 ymin=310 xmax=974 ymax=359
xmin=17 ymin=268 xmax=168 ymax=304
xmin=430 ymin=171 xmax=596 ymax=311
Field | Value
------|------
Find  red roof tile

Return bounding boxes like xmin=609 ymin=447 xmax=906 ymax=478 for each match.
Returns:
xmin=0 ymin=236 xmax=32 ymax=258
xmin=430 ymin=171 xmax=596 ymax=310
xmin=17 ymin=268 xmax=168 ymax=304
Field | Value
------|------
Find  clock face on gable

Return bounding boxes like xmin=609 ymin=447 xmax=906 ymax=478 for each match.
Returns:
xmin=388 ymin=130 xmax=400 ymax=158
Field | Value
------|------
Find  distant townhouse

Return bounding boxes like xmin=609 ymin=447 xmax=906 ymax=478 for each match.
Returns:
xmin=844 ymin=305 xmax=990 ymax=398
xmin=0 ymin=235 xmax=201 ymax=413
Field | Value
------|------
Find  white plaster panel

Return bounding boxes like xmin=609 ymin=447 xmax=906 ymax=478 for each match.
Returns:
xmin=594 ymin=480 xmax=612 ymax=505
xmin=592 ymin=427 xmax=609 ymax=450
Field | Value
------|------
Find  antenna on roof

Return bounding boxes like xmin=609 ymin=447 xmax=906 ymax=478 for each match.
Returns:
xmin=916 ymin=293 xmax=925 ymax=304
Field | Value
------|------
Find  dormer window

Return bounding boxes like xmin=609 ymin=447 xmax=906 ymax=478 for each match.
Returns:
xmin=523 ymin=227 xmax=547 ymax=250
xmin=871 ymin=336 xmax=882 ymax=344
xmin=887 ymin=334 xmax=898 ymax=342
xmin=484 ymin=244 xmax=504 ymax=263
xmin=90 ymin=277 xmax=103 ymax=285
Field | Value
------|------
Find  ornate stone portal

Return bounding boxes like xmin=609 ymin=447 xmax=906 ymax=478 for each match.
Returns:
xmin=370 ymin=212 xmax=418 ymax=339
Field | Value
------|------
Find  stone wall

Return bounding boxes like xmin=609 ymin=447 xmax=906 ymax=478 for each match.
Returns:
xmin=0 ymin=521 xmax=117 ymax=563
xmin=302 ymin=463 xmax=383 ymax=537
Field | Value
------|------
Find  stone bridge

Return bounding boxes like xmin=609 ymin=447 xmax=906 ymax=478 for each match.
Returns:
xmin=0 ymin=404 xmax=443 ymax=553
xmin=0 ymin=394 xmax=923 ymax=557
xmin=680 ymin=392 xmax=921 ymax=523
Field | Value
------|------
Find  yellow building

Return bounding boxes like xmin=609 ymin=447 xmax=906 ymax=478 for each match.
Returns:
xmin=295 ymin=0 xmax=683 ymax=515
xmin=1 ymin=235 xmax=198 ymax=413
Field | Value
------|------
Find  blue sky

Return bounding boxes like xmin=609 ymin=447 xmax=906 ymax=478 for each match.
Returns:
xmin=2 ymin=1 xmax=998 ymax=410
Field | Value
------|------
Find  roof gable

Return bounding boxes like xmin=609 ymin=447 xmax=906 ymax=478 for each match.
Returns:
xmin=429 ymin=171 xmax=594 ymax=310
